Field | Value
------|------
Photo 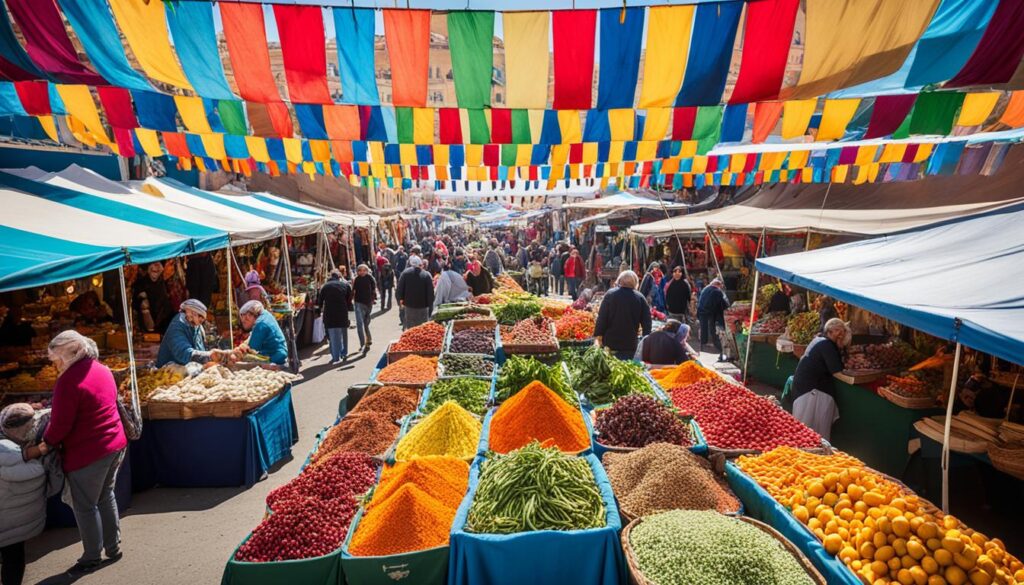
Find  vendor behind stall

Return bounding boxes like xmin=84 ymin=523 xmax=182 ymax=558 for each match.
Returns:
xmin=787 ymin=318 xmax=852 ymax=440
xmin=234 ymin=301 xmax=288 ymax=366
xmin=156 ymin=299 xmax=226 ymax=367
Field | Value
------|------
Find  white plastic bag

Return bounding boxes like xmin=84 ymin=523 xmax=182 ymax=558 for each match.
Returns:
xmin=312 ymin=316 xmax=326 ymax=344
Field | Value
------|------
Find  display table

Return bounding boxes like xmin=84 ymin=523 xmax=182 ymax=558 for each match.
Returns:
xmin=46 ymin=450 xmax=133 ymax=528
xmin=130 ymin=387 xmax=298 ymax=489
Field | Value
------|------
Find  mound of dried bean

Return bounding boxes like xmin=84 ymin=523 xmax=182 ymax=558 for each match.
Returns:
xmin=595 ymin=395 xmax=691 ymax=448
xmin=603 ymin=442 xmax=740 ymax=517
xmin=449 ymin=328 xmax=495 ymax=354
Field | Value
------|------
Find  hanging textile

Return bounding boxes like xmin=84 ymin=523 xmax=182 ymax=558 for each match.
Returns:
xmin=781 ymin=99 xmax=818 ymax=139
xmin=333 ymin=8 xmax=380 ymax=106
xmin=552 ymin=10 xmax=597 ymax=110
xmin=273 ymin=5 xmax=333 ymax=105
xmin=0 ymin=82 xmax=26 ymax=115
xmin=676 ymin=1 xmax=743 ymax=107
xmin=56 ymin=0 xmax=149 ymax=91
xmin=638 ymin=6 xmax=694 ymax=109
xmin=608 ymin=110 xmax=635 ymax=142
xmin=5 ymin=0 xmax=103 ymax=84
xmin=490 ymin=108 xmax=512 ymax=143
xmin=221 ymin=3 xmax=281 ymax=103
xmin=1000 ymin=91 xmax=1024 ymax=127
xmin=247 ymin=102 xmax=294 ymax=138
xmin=730 ymin=0 xmax=799 ymax=104
xmin=448 ymin=12 xmax=494 ymax=109
xmin=908 ymin=92 xmax=966 ymax=135
xmin=672 ymin=107 xmax=697 ymax=140
xmin=14 ymin=81 xmax=50 ymax=116
xmin=216 ymin=101 xmax=248 ymax=136
xmin=863 ymin=94 xmax=917 ymax=138
xmin=787 ymin=0 xmax=940 ymax=100
xmin=596 ymin=7 xmax=643 ymax=110
xmin=946 ymin=0 xmax=1024 ymax=87
xmin=816 ymin=99 xmax=861 ymax=141
xmin=324 ymin=105 xmax=361 ymax=141
xmin=108 ymin=0 xmax=193 ymax=90
xmin=693 ymin=106 xmax=722 ymax=153
xmin=511 ymin=110 xmax=532 ymax=144
xmin=720 ymin=104 xmax=747 ymax=143
xmin=165 ymin=1 xmax=235 ymax=100
xmin=383 ymin=10 xmax=431 ymax=107
xmin=641 ymin=109 xmax=671 ymax=142
xmin=132 ymin=90 xmax=178 ymax=133
xmin=245 ymin=136 xmax=271 ymax=163
xmin=503 ymin=12 xmax=549 ymax=110
xmin=295 ymin=104 xmax=328 ymax=140
xmin=0 ymin=2 xmax=46 ymax=81
xmin=0 ymin=55 xmax=36 ymax=83
xmin=752 ymin=101 xmax=783 ymax=143
xmin=56 ymin=85 xmax=109 ymax=143
xmin=955 ymin=92 xmax=999 ymax=126
xmin=174 ymin=96 xmax=213 ymax=134
xmin=833 ymin=0 xmax=997 ymax=97
xmin=96 ymin=86 xmax=137 ymax=129
xmin=467 ymin=109 xmax=491 ymax=144
xmin=439 ymin=108 xmax=463 ymax=144
xmin=134 ymin=128 xmax=164 ymax=157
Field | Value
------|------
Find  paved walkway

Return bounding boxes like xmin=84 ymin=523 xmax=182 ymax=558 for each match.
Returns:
xmin=23 ymin=306 xmax=405 ymax=585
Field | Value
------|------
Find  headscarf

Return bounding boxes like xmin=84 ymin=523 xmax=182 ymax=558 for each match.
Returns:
xmin=674 ymin=323 xmax=691 ymax=345
xmin=47 ymin=330 xmax=99 ymax=374
xmin=0 ymin=403 xmax=35 ymax=444
xmin=180 ymin=298 xmax=208 ymax=317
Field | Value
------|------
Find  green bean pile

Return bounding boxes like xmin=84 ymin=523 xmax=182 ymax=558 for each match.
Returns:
xmin=466 ymin=442 xmax=606 ymax=534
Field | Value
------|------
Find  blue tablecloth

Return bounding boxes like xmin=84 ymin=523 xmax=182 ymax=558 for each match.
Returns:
xmin=130 ymin=387 xmax=298 ymax=489
xmin=448 ymin=453 xmax=625 ymax=585
xmin=725 ymin=463 xmax=859 ymax=585
xmin=46 ymin=449 xmax=133 ymax=528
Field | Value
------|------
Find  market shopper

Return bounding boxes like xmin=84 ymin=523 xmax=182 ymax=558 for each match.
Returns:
xmin=788 ymin=318 xmax=852 ymax=440
xmin=156 ymin=300 xmax=227 ymax=367
xmin=594 ymin=271 xmax=652 ymax=361
xmin=664 ymin=267 xmax=692 ymax=323
xmin=132 ymin=261 xmax=172 ymax=333
xmin=465 ymin=261 xmax=495 ymax=296
xmin=433 ymin=263 xmax=471 ymax=308
xmin=241 ymin=271 xmax=270 ymax=305
xmin=0 ymin=403 xmax=58 ymax=585
xmin=352 ymin=265 xmax=377 ymax=352
xmin=235 ymin=301 xmax=288 ymax=366
xmin=318 ymin=270 xmax=352 ymax=363
xmin=23 ymin=331 xmax=127 ymax=576
xmin=484 ymin=240 xmax=503 ymax=276
xmin=393 ymin=246 xmax=409 ymax=275
xmin=378 ymin=260 xmax=395 ymax=311
xmin=550 ymin=246 xmax=565 ymax=296
xmin=396 ymin=257 xmax=434 ymax=330
xmin=696 ymin=278 xmax=730 ymax=362
xmin=564 ymin=248 xmax=586 ymax=300
xmin=636 ymin=319 xmax=689 ymax=365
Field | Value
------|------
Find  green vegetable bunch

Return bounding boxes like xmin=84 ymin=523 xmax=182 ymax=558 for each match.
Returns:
xmin=492 ymin=298 xmax=542 ymax=325
xmin=466 ymin=442 xmax=606 ymax=534
xmin=495 ymin=355 xmax=577 ymax=406
xmin=786 ymin=311 xmax=820 ymax=345
xmin=756 ymin=283 xmax=782 ymax=314
xmin=439 ymin=354 xmax=494 ymax=377
xmin=567 ymin=346 xmax=655 ymax=405
xmin=629 ymin=510 xmax=815 ymax=585
xmin=433 ymin=304 xmax=490 ymax=323
xmin=423 ymin=377 xmax=490 ymax=416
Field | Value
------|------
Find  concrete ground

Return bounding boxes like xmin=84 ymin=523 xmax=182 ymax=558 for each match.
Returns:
xmin=23 ymin=305 xmax=404 ymax=585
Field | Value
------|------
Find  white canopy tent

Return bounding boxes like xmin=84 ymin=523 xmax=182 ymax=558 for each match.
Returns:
xmin=563 ymin=192 xmax=690 ymax=211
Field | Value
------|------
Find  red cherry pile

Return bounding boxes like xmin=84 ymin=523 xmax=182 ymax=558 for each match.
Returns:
xmin=266 ymin=452 xmax=378 ymax=512
xmin=669 ymin=379 xmax=821 ymax=451
xmin=237 ymin=452 xmax=379 ymax=563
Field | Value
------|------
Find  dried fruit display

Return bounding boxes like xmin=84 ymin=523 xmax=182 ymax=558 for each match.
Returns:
xmin=594 ymin=395 xmax=692 ymax=448
xmin=751 ymin=314 xmax=787 ymax=335
xmin=391 ymin=322 xmax=446 ymax=352
xmin=844 ymin=341 xmax=921 ymax=371
xmin=501 ymin=317 xmax=556 ymax=347
xmin=146 ymin=366 xmax=297 ymax=403
xmin=375 ymin=355 xmax=438 ymax=385
xmin=786 ymin=312 xmax=820 ymax=345
xmin=554 ymin=309 xmax=596 ymax=341
xmin=448 ymin=328 xmax=495 ymax=355
xmin=235 ymin=495 xmax=358 ymax=562
xmin=266 ymin=452 xmax=377 ymax=512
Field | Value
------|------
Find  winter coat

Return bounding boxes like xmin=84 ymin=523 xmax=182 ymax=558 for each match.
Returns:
xmin=0 ymin=438 xmax=46 ymax=547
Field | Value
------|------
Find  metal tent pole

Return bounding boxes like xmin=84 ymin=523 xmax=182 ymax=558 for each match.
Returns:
xmin=941 ymin=341 xmax=962 ymax=513
xmin=225 ymin=244 xmax=235 ymax=349
xmin=742 ymin=270 xmax=760 ymax=385
xmin=118 ymin=265 xmax=141 ymax=424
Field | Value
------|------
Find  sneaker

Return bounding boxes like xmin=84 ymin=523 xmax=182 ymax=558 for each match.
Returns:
xmin=69 ymin=560 xmax=103 ymax=575
xmin=107 ymin=551 xmax=123 ymax=563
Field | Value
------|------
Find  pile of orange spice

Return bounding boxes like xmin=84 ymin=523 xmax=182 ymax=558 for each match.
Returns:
xmin=375 ymin=355 xmax=438 ymax=385
xmin=348 ymin=456 xmax=469 ymax=557
xmin=650 ymin=361 xmax=715 ymax=387
xmin=488 ymin=381 xmax=590 ymax=454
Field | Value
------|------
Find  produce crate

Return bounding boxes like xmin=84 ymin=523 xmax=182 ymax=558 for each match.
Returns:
xmin=748 ymin=332 xmax=781 ymax=344
xmin=221 ymin=532 xmax=344 ymax=585
xmin=387 ymin=408 xmax=485 ymax=464
xmin=436 ymin=354 xmax=497 ymax=381
xmin=500 ymin=322 xmax=559 ymax=355
xmin=145 ymin=383 xmax=289 ymax=420
xmin=442 ymin=323 xmax=500 ymax=357
xmin=706 ymin=438 xmax=833 ymax=460
xmin=833 ymin=368 xmax=899 ymax=385
xmin=620 ymin=514 xmax=825 ymax=585
xmin=385 ymin=341 xmax=442 ymax=364
xmin=589 ymin=408 xmax=706 ymax=460
xmin=340 ymin=508 xmax=450 ymax=585
xmin=416 ymin=376 xmax=496 ymax=417
xmin=879 ymin=386 xmax=937 ymax=409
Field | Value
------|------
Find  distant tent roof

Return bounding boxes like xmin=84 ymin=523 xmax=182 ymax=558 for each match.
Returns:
xmin=756 ymin=204 xmax=1024 ymax=366
xmin=563 ymin=192 xmax=688 ymax=211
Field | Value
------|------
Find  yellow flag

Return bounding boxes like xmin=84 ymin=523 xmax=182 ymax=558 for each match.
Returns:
xmin=956 ymin=92 xmax=1000 ymax=126
xmin=413 ymin=108 xmax=434 ymax=144
xmin=781 ymin=99 xmax=818 ymax=139
xmin=57 ymin=85 xmax=110 ymax=144
xmin=175 ymin=96 xmax=212 ymax=134
xmin=639 ymin=6 xmax=695 ymax=108
xmin=108 ymin=0 xmax=193 ymax=90
xmin=816 ymin=99 xmax=860 ymax=141
xmin=36 ymin=116 xmax=58 ymax=142
xmin=200 ymin=134 xmax=227 ymax=160
xmin=245 ymin=136 xmax=271 ymax=163
xmin=503 ymin=12 xmax=550 ymax=109
xmin=608 ymin=110 xmax=635 ymax=142
xmin=283 ymin=138 xmax=304 ymax=163
xmin=135 ymin=129 xmax=165 ymax=157
xmin=557 ymin=110 xmax=582 ymax=143
xmin=642 ymin=109 xmax=671 ymax=141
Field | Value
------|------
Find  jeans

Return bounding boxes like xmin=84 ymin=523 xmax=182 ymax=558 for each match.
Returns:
xmin=612 ymin=349 xmax=636 ymax=361
xmin=552 ymin=275 xmax=565 ymax=296
xmin=68 ymin=448 xmax=125 ymax=564
xmin=379 ymin=285 xmax=392 ymax=308
xmin=699 ymin=314 xmax=723 ymax=355
xmin=0 ymin=541 xmax=24 ymax=585
xmin=354 ymin=302 xmax=373 ymax=347
xmin=326 ymin=327 xmax=347 ymax=362
xmin=404 ymin=306 xmax=430 ymax=330
xmin=567 ymin=277 xmax=581 ymax=300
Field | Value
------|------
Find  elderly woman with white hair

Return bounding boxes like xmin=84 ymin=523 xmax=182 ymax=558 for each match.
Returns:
xmin=788 ymin=318 xmax=853 ymax=440
xmin=593 ymin=270 xmax=653 ymax=361
xmin=22 ymin=330 xmax=127 ymax=575
xmin=234 ymin=300 xmax=288 ymax=366
xmin=156 ymin=299 xmax=227 ymax=368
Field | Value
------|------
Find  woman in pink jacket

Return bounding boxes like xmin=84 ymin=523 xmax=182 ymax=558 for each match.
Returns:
xmin=24 ymin=330 xmax=127 ymax=575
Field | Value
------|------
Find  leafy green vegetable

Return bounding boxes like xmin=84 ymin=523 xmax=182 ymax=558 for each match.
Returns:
xmin=567 ymin=346 xmax=655 ymax=406
xmin=495 ymin=355 xmax=577 ymax=405
xmin=492 ymin=298 xmax=542 ymax=325
xmin=423 ymin=377 xmax=490 ymax=416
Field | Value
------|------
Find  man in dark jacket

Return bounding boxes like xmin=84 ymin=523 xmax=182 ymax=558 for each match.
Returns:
xmin=378 ymin=260 xmax=395 ymax=310
xmin=396 ymin=257 xmax=435 ymax=330
xmin=664 ymin=266 xmax=692 ymax=324
xmin=594 ymin=270 xmax=652 ymax=360
xmin=464 ymin=261 xmax=494 ymax=296
xmin=318 ymin=269 xmax=352 ymax=363
xmin=352 ymin=264 xmax=377 ymax=352
xmin=639 ymin=319 xmax=688 ymax=365
xmin=483 ymin=240 xmax=503 ymax=276
xmin=393 ymin=246 xmax=409 ymax=275
xmin=696 ymin=277 xmax=730 ymax=361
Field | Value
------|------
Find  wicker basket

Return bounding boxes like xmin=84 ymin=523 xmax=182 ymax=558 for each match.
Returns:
xmin=792 ymin=343 xmax=808 ymax=358
xmin=987 ymin=442 xmax=1024 ymax=480
xmin=145 ymin=385 xmax=285 ymax=420
xmin=451 ymin=317 xmax=497 ymax=331
xmin=621 ymin=515 xmax=826 ymax=585
xmin=707 ymin=440 xmax=833 ymax=460
xmin=880 ymin=387 xmax=938 ymax=409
